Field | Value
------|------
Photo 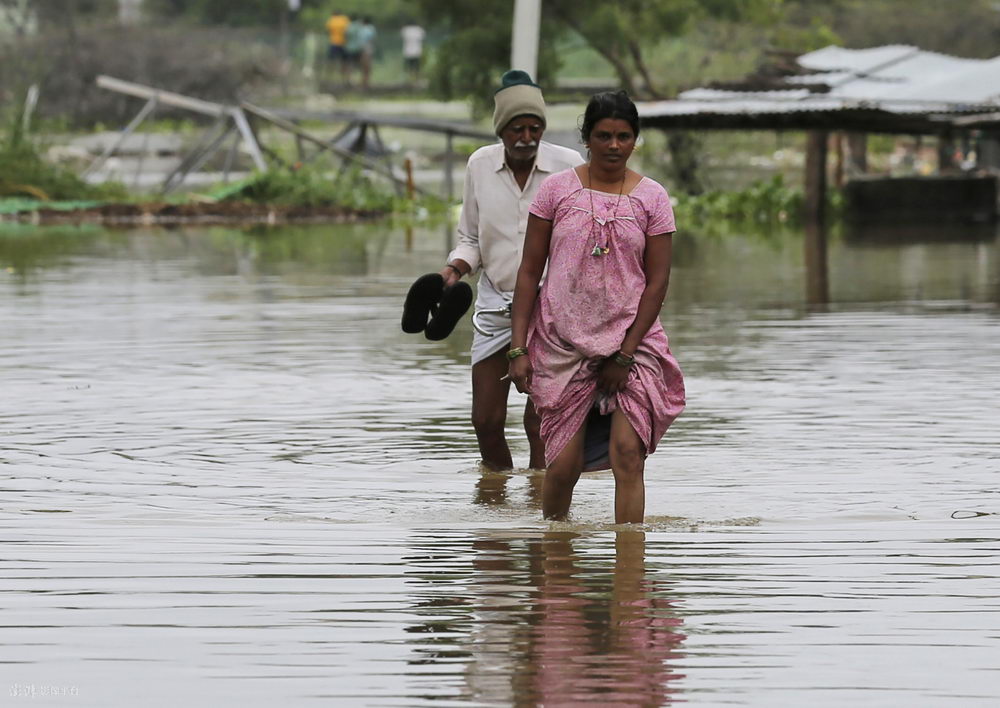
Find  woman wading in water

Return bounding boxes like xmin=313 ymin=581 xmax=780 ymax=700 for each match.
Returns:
xmin=508 ymin=91 xmax=685 ymax=524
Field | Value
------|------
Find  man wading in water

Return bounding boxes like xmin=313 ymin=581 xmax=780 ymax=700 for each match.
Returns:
xmin=439 ymin=70 xmax=583 ymax=471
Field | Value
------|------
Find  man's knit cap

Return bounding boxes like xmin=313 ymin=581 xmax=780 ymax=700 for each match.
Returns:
xmin=493 ymin=70 xmax=546 ymax=135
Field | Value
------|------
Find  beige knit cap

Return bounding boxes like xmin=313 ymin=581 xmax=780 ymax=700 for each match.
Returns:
xmin=492 ymin=70 xmax=546 ymax=135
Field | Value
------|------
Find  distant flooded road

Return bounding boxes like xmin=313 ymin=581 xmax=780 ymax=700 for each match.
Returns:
xmin=2 ymin=221 xmax=999 ymax=705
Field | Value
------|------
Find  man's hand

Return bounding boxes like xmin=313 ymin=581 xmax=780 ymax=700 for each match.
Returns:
xmin=439 ymin=260 xmax=470 ymax=288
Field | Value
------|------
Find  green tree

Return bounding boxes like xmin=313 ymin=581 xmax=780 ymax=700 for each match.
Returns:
xmin=416 ymin=0 xmax=783 ymax=104
xmin=787 ymin=0 xmax=1000 ymax=59
xmin=145 ymin=0 xmax=289 ymax=26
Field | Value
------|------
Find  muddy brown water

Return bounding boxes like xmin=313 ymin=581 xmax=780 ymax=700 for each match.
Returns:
xmin=2 ymin=220 xmax=999 ymax=706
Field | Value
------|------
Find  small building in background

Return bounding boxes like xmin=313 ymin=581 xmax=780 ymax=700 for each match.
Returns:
xmin=638 ymin=45 xmax=1000 ymax=223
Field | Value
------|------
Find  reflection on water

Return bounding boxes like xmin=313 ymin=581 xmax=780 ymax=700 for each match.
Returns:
xmin=406 ymin=531 xmax=684 ymax=706
xmin=2 ymin=219 xmax=1000 ymax=705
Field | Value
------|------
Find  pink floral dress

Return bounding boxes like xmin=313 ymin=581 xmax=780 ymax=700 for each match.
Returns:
xmin=527 ymin=168 xmax=685 ymax=469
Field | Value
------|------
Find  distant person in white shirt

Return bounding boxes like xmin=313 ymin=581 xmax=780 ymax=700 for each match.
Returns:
xmin=400 ymin=22 xmax=426 ymax=85
xmin=440 ymin=70 xmax=584 ymax=472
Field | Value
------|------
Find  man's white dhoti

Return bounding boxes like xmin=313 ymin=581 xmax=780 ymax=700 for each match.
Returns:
xmin=470 ymin=274 xmax=512 ymax=366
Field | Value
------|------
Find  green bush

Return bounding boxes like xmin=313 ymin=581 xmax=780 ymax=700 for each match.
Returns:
xmin=217 ymin=163 xmax=401 ymax=212
xmin=678 ymin=175 xmax=804 ymax=225
xmin=0 ymin=122 xmax=127 ymax=202
xmin=212 ymin=166 xmax=445 ymax=213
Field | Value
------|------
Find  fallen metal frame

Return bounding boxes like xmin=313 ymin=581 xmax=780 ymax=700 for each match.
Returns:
xmin=91 ymin=74 xmax=488 ymax=198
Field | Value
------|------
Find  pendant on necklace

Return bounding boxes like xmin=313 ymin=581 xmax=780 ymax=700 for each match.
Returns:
xmin=591 ymin=246 xmax=609 ymax=257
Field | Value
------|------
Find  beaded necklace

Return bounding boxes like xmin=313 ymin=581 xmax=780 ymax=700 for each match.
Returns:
xmin=587 ymin=164 xmax=626 ymax=257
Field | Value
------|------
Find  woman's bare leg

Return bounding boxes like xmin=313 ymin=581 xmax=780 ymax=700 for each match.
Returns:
xmin=523 ymin=398 xmax=545 ymax=469
xmin=542 ymin=425 xmax=585 ymax=520
xmin=609 ymin=409 xmax=646 ymax=524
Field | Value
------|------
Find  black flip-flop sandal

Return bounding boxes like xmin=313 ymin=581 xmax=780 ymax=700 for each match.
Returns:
xmin=424 ymin=281 xmax=473 ymax=341
xmin=401 ymin=273 xmax=444 ymax=333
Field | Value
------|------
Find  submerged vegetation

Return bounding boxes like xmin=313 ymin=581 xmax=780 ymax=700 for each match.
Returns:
xmin=0 ymin=97 xmax=439 ymax=222
xmin=215 ymin=164 xmax=400 ymax=213
xmin=677 ymin=175 xmax=844 ymax=226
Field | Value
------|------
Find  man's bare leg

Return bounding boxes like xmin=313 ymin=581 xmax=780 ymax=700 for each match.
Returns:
xmin=471 ymin=349 xmax=513 ymax=470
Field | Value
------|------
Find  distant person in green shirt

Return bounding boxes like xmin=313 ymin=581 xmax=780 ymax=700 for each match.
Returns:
xmin=357 ymin=17 xmax=377 ymax=91
xmin=343 ymin=15 xmax=364 ymax=87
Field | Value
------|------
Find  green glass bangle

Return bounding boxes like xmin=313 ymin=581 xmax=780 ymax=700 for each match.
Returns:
xmin=613 ymin=351 xmax=636 ymax=367
xmin=506 ymin=347 xmax=528 ymax=360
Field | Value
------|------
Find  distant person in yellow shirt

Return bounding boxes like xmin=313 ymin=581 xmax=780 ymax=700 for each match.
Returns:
xmin=325 ymin=10 xmax=350 ymax=83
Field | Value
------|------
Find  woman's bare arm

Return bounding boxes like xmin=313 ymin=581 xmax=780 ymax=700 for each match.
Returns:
xmin=620 ymin=233 xmax=673 ymax=356
xmin=510 ymin=214 xmax=553 ymax=348
xmin=508 ymin=214 xmax=552 ymax=394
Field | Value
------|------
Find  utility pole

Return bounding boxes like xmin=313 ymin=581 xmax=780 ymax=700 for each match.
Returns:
xmin=510 ymin=0 xmax=541 ymax=79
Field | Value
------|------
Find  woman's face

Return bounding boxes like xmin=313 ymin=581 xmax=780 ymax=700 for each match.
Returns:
xmin=586 ymin=118 xmax=636 ymax=170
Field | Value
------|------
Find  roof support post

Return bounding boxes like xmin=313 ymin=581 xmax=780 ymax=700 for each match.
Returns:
xmin=804 ymin=130 xmax=828 ymax=224
xmin=938 ymin=131 xmax=959 ymax=173
xmin=847 ymin=133 xmax=867 ymax=175
xmin=804 ymin=220 xmax=829 ymax=305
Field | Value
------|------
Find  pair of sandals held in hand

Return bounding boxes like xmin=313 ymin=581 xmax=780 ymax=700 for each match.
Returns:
xmin=401 ymin=273 xmax=472 ymax=340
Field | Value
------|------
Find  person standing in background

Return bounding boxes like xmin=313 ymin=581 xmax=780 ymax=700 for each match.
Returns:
xmin=324 ymin=10 xmax=349 ymax=84
xmin=400 ymin=21 xmax=426 ymax=86
xmin=357 ymin=16 xmax=377 ymax=92
xmin=343 ymin=14 xmax=364 ymax=88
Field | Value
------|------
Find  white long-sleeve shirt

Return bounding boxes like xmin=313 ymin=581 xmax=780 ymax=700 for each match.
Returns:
xmin=449 ymin=140 xmax=584 ymax=294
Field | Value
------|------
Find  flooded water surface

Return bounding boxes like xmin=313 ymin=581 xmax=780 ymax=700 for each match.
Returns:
xmin=2 ymin=220 xmax=999 ymax=706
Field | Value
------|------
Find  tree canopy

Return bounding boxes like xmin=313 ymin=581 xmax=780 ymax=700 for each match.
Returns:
xmin=414 ymin=0 xmax=784 ymax=106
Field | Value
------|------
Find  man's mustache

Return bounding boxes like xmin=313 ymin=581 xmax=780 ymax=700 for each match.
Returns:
xmin=514 ymin=140 xmax=538 ymax=148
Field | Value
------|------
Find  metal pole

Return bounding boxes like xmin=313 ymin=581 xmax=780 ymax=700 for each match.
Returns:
xmin=163 ymin=124 xmax=237 ymax=194
xmin=21 ymin=84 xmax=39 ymax=135
xmin=82 ymin=95 xmax=158 ymax=178
xmin=511 ymin=0 xmax=541 ymax=79
xmin=231 ymin=107 xmax=268 ymax=172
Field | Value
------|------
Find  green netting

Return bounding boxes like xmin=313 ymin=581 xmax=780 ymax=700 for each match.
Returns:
xmin=203 ymin=175 xmax=259 ymax=202
xmin=0 ymin=198 xmax=105 ymax=215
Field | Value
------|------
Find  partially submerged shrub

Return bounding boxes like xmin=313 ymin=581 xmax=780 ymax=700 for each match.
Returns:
xmin=217 ymin=164 xmax=398 ymax=213
xmin=0 ymin=111 xmax=125 ymax=201
xmin=678 ymin=175 xmax=805 ymax=224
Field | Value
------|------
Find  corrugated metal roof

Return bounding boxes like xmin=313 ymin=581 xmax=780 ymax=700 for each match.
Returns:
xmin=891 ymin=56 xmax=1000 ymax=104
xmin=797 ymin=45 xmax=918 ymax=73
xmin=638 ymin=45 xmax=1000 ymax=128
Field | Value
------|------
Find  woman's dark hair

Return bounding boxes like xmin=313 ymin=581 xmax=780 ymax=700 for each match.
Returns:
xmin=580 ymin=90 xmax=640 ymax=144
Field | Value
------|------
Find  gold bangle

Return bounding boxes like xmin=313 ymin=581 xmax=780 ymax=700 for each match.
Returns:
xmin=506 ymin=347 xmax=528 ymax=360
